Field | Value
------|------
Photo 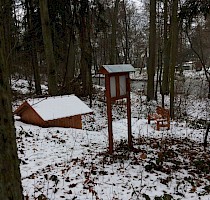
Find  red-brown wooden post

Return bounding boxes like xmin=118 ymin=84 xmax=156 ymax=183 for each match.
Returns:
xmin=105 ymin=74 xmax=113 ymax=154
xmin=126 ymin=77 xmax=132 ymax=149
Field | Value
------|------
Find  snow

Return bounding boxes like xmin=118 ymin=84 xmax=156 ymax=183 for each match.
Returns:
xmin=27 ymin=95 xmax=93 ymax=121
xmin=12 ymin=69 xmax=210 ymax=200
xmin=16 ymin=118 xmax=210 ymax=200
xmin=102 ymin=64 xmax=135 ymax=74
xmin=131 ymin=0 xmax=144 ymax=9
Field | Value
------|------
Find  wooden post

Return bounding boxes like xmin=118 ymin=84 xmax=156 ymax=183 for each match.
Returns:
xmin=105 ymin=75 xmax=113 ymax=154
xmin=126 ymin=77 xmax=132 ymax=149
xmin=208 ymin=81 xmax=210 ymax=99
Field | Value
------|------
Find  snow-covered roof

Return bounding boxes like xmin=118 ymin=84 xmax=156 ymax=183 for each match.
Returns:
xmin=101 ymin=64 xmax=135 ymax=74
xmin=27 ymin=95 xmax=93 ymax=121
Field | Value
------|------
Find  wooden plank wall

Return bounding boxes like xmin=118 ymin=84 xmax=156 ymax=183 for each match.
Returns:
xmin=47 ymin=115 xmax=82 ymax=129
xmin=21 ymin=108 xmax=45 ymax=127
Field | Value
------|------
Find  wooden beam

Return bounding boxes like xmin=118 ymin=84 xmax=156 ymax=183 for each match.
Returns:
xmin=105 ymin=75 xmax=113 ymax=154
xmin=126 ymin=77 xmax=132 ymax=149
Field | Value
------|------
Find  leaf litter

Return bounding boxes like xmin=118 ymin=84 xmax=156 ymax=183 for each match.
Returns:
xmin=14 ymin=70 xmax=210 ymax=200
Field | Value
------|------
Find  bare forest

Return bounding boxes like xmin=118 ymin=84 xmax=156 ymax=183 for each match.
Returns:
xmin=0 ymin=0 xmax=210 ymax=199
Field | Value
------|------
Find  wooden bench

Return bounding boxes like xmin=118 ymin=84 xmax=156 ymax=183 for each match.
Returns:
xmin=148 ymin=106 xmax=170 ymax=131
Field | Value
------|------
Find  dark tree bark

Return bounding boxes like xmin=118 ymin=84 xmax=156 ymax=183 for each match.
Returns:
xmin=147 ymin=0 xmax=156 ymax=101
xmin=155 ymin=1 xmax=163 ymax=101
xmin=169 ymin=0 xmax=179 ymax=119
xmin=110 ymin=0 xmax=120 ymax=64
xmin=0 ymin=1 xmax=23 ymax=198
xmin=2 ymin=0 xmax=12 ymax=78
xmin=204 ymin=123 xmax=210 ymax=150
xmin=122 ymin=0 xmax=129 ymax=63
xmin=39 ymin=0 xmax=58 ymax=95
xmin=162 ymin=0 xmax=170 ymax=100
xmin=78 ymin=0 xmax=92 ymax=98
xmin=63 ymin=1 xmax=76 ymax=93
xmin=64 ymin=29 xmax=76 ymax=92
xmin=26 ymin=0 xmax=42 ymax=95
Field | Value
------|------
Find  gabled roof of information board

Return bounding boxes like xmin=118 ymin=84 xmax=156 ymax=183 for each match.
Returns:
xmin=99 ymin=64 xmax=135 ymax=74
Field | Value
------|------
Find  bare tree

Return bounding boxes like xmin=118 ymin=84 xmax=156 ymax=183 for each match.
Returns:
xmin=110 ymin=0 xmax=120 ymax=64
xmin=26 ymin=0 xmax=42 ymax=95
xmin=0 ymin=0 xmax=23 ymax=198
xmin=169 ymin=0 xmax=179 ymax=119
xmin=147 ymin=0 xmax=156 ymax=101
xmin=39 ymin=0 xmax=58 ymax=95
xmin=161 ymin=0 xmax=170 ymax=106
xmin=78 ymin=0 xmax=92 ymax=98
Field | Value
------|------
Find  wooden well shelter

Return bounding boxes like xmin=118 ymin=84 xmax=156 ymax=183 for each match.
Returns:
xmin=14 ymin=95 xmax=93 ymax=129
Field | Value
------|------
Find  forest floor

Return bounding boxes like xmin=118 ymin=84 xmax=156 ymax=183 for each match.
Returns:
xmin=13 ymin=69 xmax=210 ymax=200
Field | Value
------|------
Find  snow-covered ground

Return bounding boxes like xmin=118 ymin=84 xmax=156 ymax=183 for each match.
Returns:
xmin=13 ymin=69 xmax=210 ymax=199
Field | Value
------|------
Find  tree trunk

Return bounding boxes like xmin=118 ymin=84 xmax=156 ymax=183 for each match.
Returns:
xmin=27 ymin=0 xmax=42 ymax=95
xmin=162 ymin=0 xmax=170 ymax=97
xmin=64 ymin=30 xmax=76 ymax=93
xmin=63 ymin=1 xmax=76 ymax=93
xmin=79 ymin=0 xmax=92 ymax=97
xmin=0 ymin=2 xmax=23 ymax=198
xmin=169 ymin=0 xmax=179 ymax=119
xmin=122 ymin=0 xmax=129 ymax=63
xmin=39 ymin=0 xmax=58 ymax=95
xmin=156 ymin=47 xmax=162 ymax=101
xmin=204 ymin=123 xmax=210 ymax=149
xmin=147 ymin=0 xmax=156 ymax=101
xmin=32 ymin=42 xmax=42 ymax=95
xmin=2 ymin=0 xmax=12 ymax=79
xmin=155 ymin=1 xmax=163 ymax=101
xmin=110 ymin=0 xmax=120 ymax=64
